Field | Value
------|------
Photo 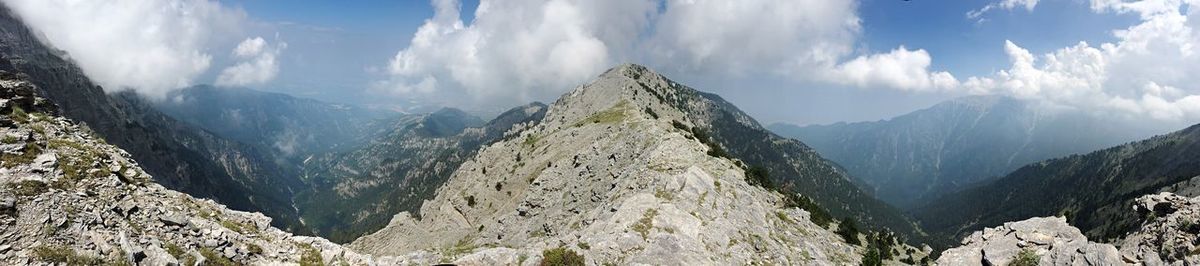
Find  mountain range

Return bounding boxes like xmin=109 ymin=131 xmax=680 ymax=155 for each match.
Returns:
xmin=770 ymin=95 xmax=1166 ymax=208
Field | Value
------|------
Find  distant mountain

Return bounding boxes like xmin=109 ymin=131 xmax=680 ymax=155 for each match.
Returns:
xmin=298 ymin=105 xmax=546 ymax=243
xmin=914 ymin=123 xmax=1200 ymax=249
xmin=0 ymin=6 xmax=309 ymax=233
xmin=153 ymin=85 xmax=396 ymax=160
xmin=770 ymin=95 xmax=1163 ymax=208
xmin=350 ymin=64 xmax=928 ymax=264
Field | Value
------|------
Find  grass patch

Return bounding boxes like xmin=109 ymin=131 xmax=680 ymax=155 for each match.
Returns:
xmin=654 ymin=188 xmax=675 ymax=201
xmin=8 ymin=179 xmax=48 ymax=197
xmin=33 ymin=245 xmax=105 ymax=265
xmin=200 ymin=248 xmax=236 ymax=266
xmin=164 ymin=243 xmax=186 ymax=260
xmin=776 ymin=211 xmax=794 ymax=224
xmin=540 ymin=247 xmax=585 ymax=266
xmin=220 ymin=219 xmax=257 ymax=234
xmin=1 ymin=141 xmax=41 ymax=168
xmin=574 ymin=101 xmax=628 ymax=127
xmin=630 ymin=208 xmax=658 ymax=239
xmin=298 ymin=243 xmax=324 ymax=266
xmin=1 ymin=134 xmax=17 ymax=144
xmin=7 ymin=105 xmax=28 ymax=124
xmin=1010 ymin=248 xmax=1040 ymax=266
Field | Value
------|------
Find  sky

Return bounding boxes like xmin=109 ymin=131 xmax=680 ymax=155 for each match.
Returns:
xmin=3 ymin=0 xmax=1199 ymax=127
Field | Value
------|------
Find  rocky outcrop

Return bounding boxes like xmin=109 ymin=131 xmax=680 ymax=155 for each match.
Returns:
xmin=936 ymin=217 xmax=1120 ymax=265
xmin=349 ymin=64 xmax=925 ymax=264
xmin=0 ymin=72 xmax=406 ymax=265
xmin=1118 ymin=192 xmax=1200 ymax=265
xmin=939 ymin=192 xmax=1200 ymax=266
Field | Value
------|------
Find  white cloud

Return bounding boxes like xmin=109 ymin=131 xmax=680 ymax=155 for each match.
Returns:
xmin=216 ymin=36 xmax=287 ymax=87
xmin=377 ymin=0 xmax=657 ymax=106
xmin=827 ymin=47 xmax=958 ymax=91
xmin=645 ymin=0 xmax=861 ymax=77
xmin=964 ymin=0 xmax=1200 ymax=121
xmin=967 ymin=0 xmax=1040 ymax=22
xmin=3 ymin=0 xmax=247 ymax=98
xmin=381 ymin=0 xmax=950 ymax=108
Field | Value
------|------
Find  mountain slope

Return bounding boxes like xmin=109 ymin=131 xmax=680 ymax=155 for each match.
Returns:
xmin=298 ymin=105 xmax=546 ymax=243
xmin=914 ymin=123 xmax=1200 ymax=248
xmin=0 ymin=69 xmax=409 ymax=265
xmin=770 ymin=96 xmax=1161 ymax=208
xmin=153 ymin=85 xmax=395 ymax=159
xmin=0 ymin=6 xmax=308 ymax=233
xmin=348 ymin=64 xmax=929 ymax=264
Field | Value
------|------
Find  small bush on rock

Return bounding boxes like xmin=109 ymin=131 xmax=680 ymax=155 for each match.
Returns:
xmin=540 ymin=247 xmax=585 ymax=266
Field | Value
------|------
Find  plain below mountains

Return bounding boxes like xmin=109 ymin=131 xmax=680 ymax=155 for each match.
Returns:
xmin=770 ymin=95 xmax=1170 ymax=208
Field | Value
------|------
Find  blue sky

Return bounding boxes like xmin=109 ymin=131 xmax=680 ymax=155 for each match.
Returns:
xmin=216 ymin=0 xmax=1148 ymax=124
xmin=7 ymin=0 xmax=1198 ymax=126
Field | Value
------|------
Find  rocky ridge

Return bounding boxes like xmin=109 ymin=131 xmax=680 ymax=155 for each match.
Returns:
xmin=349 ymin=64 xmax=928 ymax=265
xmin=0 ymin=71 xmax=405 ymax=265
xmin=938 ymin=192 xmax=1200 ymax=265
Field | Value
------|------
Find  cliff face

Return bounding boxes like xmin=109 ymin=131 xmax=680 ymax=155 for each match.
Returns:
xmin=0 ymin=5 xmax=308 ymax=233
xmin=348 ymin=64 xmax=926 ymax=264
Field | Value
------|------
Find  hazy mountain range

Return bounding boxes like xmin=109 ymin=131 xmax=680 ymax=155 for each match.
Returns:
xmin=770 ymin=96 xmax=1169 ymax=208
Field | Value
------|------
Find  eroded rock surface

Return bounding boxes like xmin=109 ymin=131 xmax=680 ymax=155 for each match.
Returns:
xmin=939 ymin=192 xmax=1200 ymax=266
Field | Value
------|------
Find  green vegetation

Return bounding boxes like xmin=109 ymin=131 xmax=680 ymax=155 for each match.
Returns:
xmin=574 ymin=101 xmax=628 ymax=127
xmin=8 ymin=105 xmax=28 ymax=124
xmin=1 ymin=141 xmax=41 ymax=168
xmin=1 ymin=134 xmax=17 ymax=144
xmin=246 ymin=243 xmax=263 ymax=254
xmin=220 ymin=219 xmax=257 ymax=234
xmin=164 ymin=243 xmax=186 ymax=261
xmin=8 ymin=179 xmax=48 ymax=197
xmin=644 ymin=107 xmax=659 ymax=119
xmin=540 ymin=247 xmax=585 ymax=266
xmin=631 ymin=208 xmax=658 ymax=239
xmin=576 ymin=242 xmax=591 ymax=250
xmin=33 ymin=245 xmax=105 ymax=265
xmin=744 ymin=165 xmax=772 ymax=188
xmin=1010 ymin=248 xmax=1040 ymax=266
xmin=465 ymin=195 xmax=477 ymax=207
xmin=836 ymin=217 xmax=861 ymax=246
xmin=200 ymin=248 xmax=236 ymax=266
xmin=298 ymin=243 xmax=324 ymax=266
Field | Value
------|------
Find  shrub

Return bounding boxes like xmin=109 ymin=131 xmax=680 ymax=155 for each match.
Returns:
xmin=8 ymin=180 xmax=48 ymax=197
xmin=1010 ymin=248 xmax=1040 ymax=266
xmin=644 ymin=107 xmax=659 ymax=119
xmin=744 ymin=166 xmax=772 ymax=188
xmin=540 ymin=247 xmax=585 ymax=266
xmin=299 ymin=244 xmax=324 ymax=266
xmin=836 ymin=217 xmax=861 ymax=246
xmin=465 ymin=195 xmax=477 ymax=207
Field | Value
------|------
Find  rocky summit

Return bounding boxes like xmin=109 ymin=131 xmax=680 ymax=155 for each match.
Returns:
xmin=938 ymin=192 xmax=1200 ymax=265
xmin=348 ymin=64 xmax=927 ymax=265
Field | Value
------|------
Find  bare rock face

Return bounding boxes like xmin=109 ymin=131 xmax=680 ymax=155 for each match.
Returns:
xmin=937 ymin=217 xmax=1121 ymax=265
xmin=348 ymin=64 xmax=881 ymax=265
xmin=0 ymin=72 xmax=406 ymax=265
xmin=1119 ymin=192 xmax=1200 ymax=265
xmin=940 ymin=192 xmax=1200 ymax=266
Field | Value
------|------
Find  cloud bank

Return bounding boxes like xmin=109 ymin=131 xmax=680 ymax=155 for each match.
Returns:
xmin=378 ymin=0 xmax=952 ymax=108
xmin=963 ymin=0 xmax=1200 ymax=121
xmin=216 ymin=36 xmax=287 ymax=87
xmin=2 ymin=0 xmax=273 ymax=98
